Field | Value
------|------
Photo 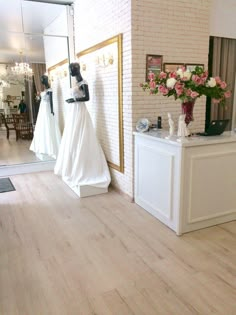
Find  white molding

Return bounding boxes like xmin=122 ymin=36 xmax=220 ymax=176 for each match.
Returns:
xmin=188 ymin=150 xmax=236 ymax=224
xmin=0 ymin=161 xmax=56 ymax=177
xmin=135 ymin=141 xmax=174 ymax=221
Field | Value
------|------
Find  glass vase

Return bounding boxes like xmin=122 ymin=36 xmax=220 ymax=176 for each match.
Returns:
xmin=181 ymin=100 xmax=195 ymax=125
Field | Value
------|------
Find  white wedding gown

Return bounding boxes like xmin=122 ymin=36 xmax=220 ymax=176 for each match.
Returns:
xmin=30 ymin=89 xmax=61 ymax=160
xmin=54 ymin=80 xmax=111 ymax=190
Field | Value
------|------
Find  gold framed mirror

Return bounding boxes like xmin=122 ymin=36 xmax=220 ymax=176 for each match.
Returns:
xmin=77 ymin=34 xmax=124 ymax=173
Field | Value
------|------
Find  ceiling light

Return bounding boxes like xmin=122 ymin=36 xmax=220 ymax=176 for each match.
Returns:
xmin=11 ymin=51 xmax=33 ymax=78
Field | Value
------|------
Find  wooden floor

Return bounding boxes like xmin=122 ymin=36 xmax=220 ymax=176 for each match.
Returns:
xmin=0 ymin=171 xmax=235 ymax=315
xmin=0 ymin=129 xmax=53 ymax=166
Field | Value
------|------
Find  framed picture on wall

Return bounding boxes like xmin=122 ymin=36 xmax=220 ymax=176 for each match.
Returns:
xmin=185 ymin=64 xmax=204 ymax=72
xmin=163 ymin=63 xmax=184 ymax=72
xmin=146 ymin=54 xmax=163 ymax=80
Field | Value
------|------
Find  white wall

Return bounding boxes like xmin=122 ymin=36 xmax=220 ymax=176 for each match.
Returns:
xmin=210 ymin=0 xmax=236 ymax=39
xmin=44 ymin=10 xmax=71 ymax=132
xmin=74 ymin=0 xmax=133 ymax=197
xmin=73 ymin=0 xmax=212 ymax=198
xmin=132 ymin=0 xmax=210 ymax=134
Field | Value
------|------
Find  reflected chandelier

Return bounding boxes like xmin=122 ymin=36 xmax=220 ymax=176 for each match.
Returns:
xmin=11 ymin=51 xmax=33 ymax=78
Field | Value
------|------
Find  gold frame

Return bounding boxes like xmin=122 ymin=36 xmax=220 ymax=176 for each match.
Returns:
xmin=48 ymin=58 xmax=69 ymax=81
xmin=77 ymin=34 xmax=124 ymax=173
xmin=163 ymin=63 xmax=184 ymax=72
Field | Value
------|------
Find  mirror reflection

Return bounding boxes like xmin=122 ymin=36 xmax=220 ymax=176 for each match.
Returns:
xmin=0 ymin=0 xmax=71 ymax=167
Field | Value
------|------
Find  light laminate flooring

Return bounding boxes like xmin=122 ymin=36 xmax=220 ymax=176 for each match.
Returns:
xmin=0 ymin=171 xmax=235 ymax=315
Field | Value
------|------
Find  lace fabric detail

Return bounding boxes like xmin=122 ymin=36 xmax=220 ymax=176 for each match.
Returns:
xmin=71 ymin=80 xmax=88 ymax=99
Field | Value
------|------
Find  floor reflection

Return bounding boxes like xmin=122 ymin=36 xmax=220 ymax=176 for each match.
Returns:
xmin=0 ymin=129 xmax=54 ymax=166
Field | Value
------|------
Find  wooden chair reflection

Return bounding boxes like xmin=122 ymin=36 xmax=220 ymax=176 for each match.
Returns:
xmin=12 ymin=113 xmax=34 ymax=141
xmin=0 ymin=113 xmax=17 ymax=139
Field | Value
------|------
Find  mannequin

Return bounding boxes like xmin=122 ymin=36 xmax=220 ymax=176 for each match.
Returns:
xmin=65 ymin=62 xmax=89 ymax=103
xmin=30 ymin=74 xmax=61 ymax=160
xmin=54 ymin=62 xmax=111 ymax=197
xmin=40 ymin=74 xmax=54 ymax=115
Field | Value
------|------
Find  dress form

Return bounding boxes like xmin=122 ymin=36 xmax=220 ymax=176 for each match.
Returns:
xmin=29 ymin=75 xmax=61 ymax=160
xmin=54 ymin=62 xmax=111 ymax=197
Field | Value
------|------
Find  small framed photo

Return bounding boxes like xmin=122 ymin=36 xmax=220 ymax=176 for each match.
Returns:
xmin=163 ymin=63 xmax=184 ymax=72
xmin=146 ymin=54 xmax=163 ymax=80
xmin=185 ymin=64 xmax=204 ymax=72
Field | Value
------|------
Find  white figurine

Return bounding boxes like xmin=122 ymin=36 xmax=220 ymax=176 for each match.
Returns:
xmin=177 ymin=114 xmax=190 ymax=137
xmin=167 ymin=112 xmax=175 ymax=136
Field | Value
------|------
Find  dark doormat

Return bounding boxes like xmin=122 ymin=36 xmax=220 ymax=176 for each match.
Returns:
xmin=0 ymin=178 xmax=16 ymax=193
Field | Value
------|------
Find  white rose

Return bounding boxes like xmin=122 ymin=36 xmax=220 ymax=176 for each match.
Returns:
xmin=207 ymin=77 xmax=216 ymax=87
xmin=176 ymin=68 xmax=183 ymax=78
xmin=183 ymin=71 xmax=191 ymax=80
xmin=166 ymin=78 xmax=177 ymax=89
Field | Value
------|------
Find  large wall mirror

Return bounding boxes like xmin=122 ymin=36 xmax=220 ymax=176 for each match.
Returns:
xmin=0 ymin=0 xmax=72 ymax=172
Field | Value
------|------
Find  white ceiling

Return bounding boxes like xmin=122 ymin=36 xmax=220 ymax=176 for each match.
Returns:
xmin=0 ymin=0 xmax=73 ymax=64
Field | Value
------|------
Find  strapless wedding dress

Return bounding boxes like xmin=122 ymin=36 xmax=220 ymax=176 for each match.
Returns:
xmin=30 ymin=89 xmax=61 ymax=160
xmin=54 ymin=80 xmax=111 ymax=190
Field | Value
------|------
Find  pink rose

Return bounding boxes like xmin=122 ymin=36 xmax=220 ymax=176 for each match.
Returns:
xmin=220 ymin=81 xmax=227 ymax=89
xmin=159 ymin=86 xmax=169 ymax=95
xmin=190 ymin=91 xmax=199 ymax=98
xmin=176 ymin=88 xmax=183 ymax=96
xmin=162 ymin=88 xmax=169 ymax=95
xmin=192 ymin=75 xmax=203 ymax=85
xmin=169 ymin=72 xmax=177 ymax=79
xmin=215 ymin=76 xmax=221 ymax=84
xmin=149 ymin=81 xmax=156 ymax=89
xmin=159 ymin=72 xmax=167 ymax=79
xmin=186 ymin=89 xmax=192 ymax=96
xmin=148 ymin=72 xmax=155 ymax=80
xmin=224 ymin=90 xmax=231 ymax=98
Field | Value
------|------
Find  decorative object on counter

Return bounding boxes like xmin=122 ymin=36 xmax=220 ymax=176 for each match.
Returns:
xmin=167 ymin=112 xmax=175 ymax=136
xmin=140 ymin=66 xmax=231 ymax=125
xmin=177 ymin=114 xmax=190 ymax=137
xmin=136 ymin=118 xmax=150 ymax=133
xmin=157 ymin=116 xmax=162 ymax=129
xmin=181 ymin=99 xmax=195 ymax=125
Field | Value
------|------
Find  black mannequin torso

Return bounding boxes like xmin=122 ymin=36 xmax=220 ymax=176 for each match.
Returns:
xmin=40 ymin=75 xmax=54 ymax=115
xmin=66 ymin=62 xmax=90 ymax=103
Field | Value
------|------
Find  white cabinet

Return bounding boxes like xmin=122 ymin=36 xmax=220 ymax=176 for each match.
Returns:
xmin=134 ymin=130 xmax=236 ymax=235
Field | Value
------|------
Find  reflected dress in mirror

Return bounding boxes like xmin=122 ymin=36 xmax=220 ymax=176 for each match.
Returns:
xmin=30 ymin=89 xmax=61 ymax=160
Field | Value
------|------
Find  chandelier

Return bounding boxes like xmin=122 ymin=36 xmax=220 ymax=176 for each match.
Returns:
xmin=11 ymin=51 xmax=33 ymax=78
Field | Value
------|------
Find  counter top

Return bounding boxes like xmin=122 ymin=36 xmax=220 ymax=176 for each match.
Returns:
xmin=133 ymin=130 xmax=236 ymax=147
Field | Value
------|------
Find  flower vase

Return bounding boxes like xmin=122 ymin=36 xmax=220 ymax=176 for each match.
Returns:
xmin=181 ymin=100 xmax=195 ymax=125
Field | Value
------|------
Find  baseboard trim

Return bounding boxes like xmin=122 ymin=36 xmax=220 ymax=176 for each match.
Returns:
xmin=0 ymin=161 xmax=56 ymax=177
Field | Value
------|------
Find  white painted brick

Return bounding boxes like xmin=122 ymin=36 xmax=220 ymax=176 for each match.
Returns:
xmin=73 ymin=0 xmax=211 ymax=198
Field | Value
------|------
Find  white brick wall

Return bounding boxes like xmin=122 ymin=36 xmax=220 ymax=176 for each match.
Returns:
xmin=132 ymin=0 xmax=210 ymax=134
xmin=74 ymin=0 xmax=133 ymax=197
xmin=73 ymin=0 xmax=211 ymax=198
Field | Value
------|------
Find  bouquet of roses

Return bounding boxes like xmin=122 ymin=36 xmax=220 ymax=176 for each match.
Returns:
xmin=140 ymin=66 xmax=231 ymax=106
